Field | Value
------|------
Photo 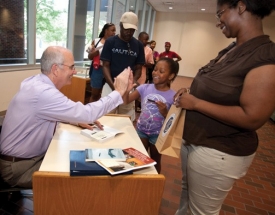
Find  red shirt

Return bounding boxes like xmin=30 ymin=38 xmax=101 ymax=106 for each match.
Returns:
xmin=159 ymin=51 xmax=180 ymax=59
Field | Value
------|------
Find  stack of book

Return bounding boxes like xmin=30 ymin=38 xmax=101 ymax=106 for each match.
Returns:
xmin=70 ymin=148 xmax=156 ymax=176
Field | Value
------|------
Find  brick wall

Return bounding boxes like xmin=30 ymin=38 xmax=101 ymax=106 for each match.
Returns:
xmin=0 ymin=0 xmax=24 ymax=62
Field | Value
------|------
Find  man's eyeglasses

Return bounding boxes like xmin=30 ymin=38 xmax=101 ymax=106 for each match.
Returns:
xmin=59 ymin=64 xmax=75 ymax=70
xmin=215 ymin=8 xmax=226 ymax=22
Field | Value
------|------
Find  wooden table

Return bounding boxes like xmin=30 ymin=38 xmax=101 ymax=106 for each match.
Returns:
xmin=33 ymin=116 xmax=165 ymax=215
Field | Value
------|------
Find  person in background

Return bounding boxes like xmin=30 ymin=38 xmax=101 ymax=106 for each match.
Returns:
xmin=101 ymin=12 xmax=145 ymax=121
xmin=136 ymin=32 xmax=154 ymax=112
xmin=159 ymin=42 xmax=182 ymax=62
xmin=0 ymin=46 xmax=132 ymax=188
xmin=87 ymin=23 xmax=116 ymax=102
xmin=137 ymin=32 xmax=154 ymax=85
xmin=147 ymin=40 xmax=160 ymax=83
xmin=174 ymin=0 xmax=275 ymax=214
xmin=123 ymin=58 xmax=179 ymax=173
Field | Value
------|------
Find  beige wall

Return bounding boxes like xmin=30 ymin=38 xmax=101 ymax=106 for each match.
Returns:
xmin=153 ymin=12 xmax=275 ymax=77
xmin=0 ymin=69 xmax=40 ymax=111
xmin=0 ymin=13 xmax=274 ymax=112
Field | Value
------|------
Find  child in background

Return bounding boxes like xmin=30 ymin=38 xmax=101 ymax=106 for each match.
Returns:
xmin=124 ymin=58 xmax=179 ymax=173
xmin=137 ymin=32 xmax=154 ymax=85
xmin=148 ymin=40 xmax=160 ymax=83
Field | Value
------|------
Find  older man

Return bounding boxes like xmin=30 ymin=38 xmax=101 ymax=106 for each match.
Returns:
xmin=0 ymin=46 xmax=132 ymax=188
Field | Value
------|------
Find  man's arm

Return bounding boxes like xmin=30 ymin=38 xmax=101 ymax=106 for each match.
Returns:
xmin=145 ymin=49 xmax=154 ymax=68
xmin=113 ymin=67 xmax=132 ymax=97
xmin=133 ymin=64 xmax=142 ymax=85
xmin=133 ymin=41 xmax=145 ymax=84
xmin=88 ymin=40 xmax=99 ymax=60
xmin=174 ymin=52 xmax=182 ymax=62
xmin=102 ymin=61 xmax=115 ymax=90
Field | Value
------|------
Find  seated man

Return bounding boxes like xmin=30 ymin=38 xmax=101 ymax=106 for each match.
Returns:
xmin=0 ymin=46 xmax=132 ymax=188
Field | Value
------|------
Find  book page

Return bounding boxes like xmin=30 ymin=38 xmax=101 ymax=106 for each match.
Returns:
xmin=85 ymin=148 xmax=126 ymax=161
xmin=80 ymin=125 xmax=123 ymax=142
xmin=96 ymin=147 xmax=156 ymax=175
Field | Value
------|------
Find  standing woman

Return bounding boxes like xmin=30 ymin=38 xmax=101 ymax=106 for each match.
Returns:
xmin=147 ymin=40 xmax=159 ymax=83
xmin=88 ymin=23 xmax=116 ymax=102
xmin=174 ymin=0 xmax=275 ymax=214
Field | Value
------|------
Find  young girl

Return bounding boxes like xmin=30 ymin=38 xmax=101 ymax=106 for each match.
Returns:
xmin=124 ymin=58 xmax=179 ymax=173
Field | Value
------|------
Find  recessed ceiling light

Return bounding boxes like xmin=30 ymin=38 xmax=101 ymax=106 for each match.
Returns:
xmin=169 ymin=6 xmax=173 ymax=9
xmin=130 ymin=6 xmax=134 ymax=8
xmin=201 ymin=8 xmax=205 ymax=11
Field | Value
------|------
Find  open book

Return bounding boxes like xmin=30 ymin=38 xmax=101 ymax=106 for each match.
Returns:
xmin=85 ymin=148 xmax=126 ymax=162
xmin=81 ymin=125 xmax=123 ymax=142
xmin=95 ymin=147 xmax=156 ymax=175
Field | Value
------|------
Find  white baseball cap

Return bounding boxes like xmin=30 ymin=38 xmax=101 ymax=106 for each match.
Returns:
xmin=120 ymin=12 xmax=138 ymax=30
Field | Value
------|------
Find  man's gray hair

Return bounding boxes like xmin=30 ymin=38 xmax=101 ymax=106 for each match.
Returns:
xmin=40 ymin=46 xmax=68 ymax=74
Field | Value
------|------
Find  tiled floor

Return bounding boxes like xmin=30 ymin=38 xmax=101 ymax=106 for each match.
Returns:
xmin=159 ymin=119 xmax=275 ymax=215
xmin=1 ymin=76 xmax=275 ymax=215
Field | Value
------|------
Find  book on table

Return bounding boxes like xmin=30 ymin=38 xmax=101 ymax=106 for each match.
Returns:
xmin=70 ymin=150 xmax=132 ymax=176
xmin=95 ymin=147 xmax=156 ymax=175
xmin=85 ymin=148 xmax=126 ymax=162
xmin=81 ymin=125 xmax=123 ymax=142
xmin=70 ymin=150 xmax=110 ymax=176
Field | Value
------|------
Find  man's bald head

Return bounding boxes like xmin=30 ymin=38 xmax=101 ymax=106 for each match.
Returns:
xmin=40 ymin=46 xmax=72 ymax=75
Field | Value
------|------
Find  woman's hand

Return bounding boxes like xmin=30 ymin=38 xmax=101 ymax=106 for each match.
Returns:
xmin=173 ymin=87 xmax=199 ymax=110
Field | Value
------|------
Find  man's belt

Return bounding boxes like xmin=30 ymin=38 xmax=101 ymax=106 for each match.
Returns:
xmin=0 ymin=154 xmax=30 ymax=162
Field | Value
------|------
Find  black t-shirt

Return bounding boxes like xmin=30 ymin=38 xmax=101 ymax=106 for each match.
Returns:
xmin=100 ymin=35 xmax=145 ymax=79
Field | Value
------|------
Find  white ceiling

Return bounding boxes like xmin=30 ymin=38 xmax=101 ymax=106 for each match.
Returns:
xmin=146 ymin=0 xmax=275 ymax=16
xmin=146 ymin=0 xmax=218 ymax=14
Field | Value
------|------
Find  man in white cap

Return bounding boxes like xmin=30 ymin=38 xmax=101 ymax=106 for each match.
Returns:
xmin=101 ymin=12 xmax=145 ymax=121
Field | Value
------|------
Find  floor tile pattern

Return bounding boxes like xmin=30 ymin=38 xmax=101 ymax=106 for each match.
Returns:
xmin=159 ymin=119 xmax=275 ymax=215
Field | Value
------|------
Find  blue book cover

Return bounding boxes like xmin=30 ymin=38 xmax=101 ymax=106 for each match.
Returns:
xmin=70 ymin=150 xmax=110 ymax=176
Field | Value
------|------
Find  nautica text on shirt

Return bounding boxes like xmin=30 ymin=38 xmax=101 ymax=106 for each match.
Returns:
xmin=111 ymin=48 xmax=137 ymax=57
